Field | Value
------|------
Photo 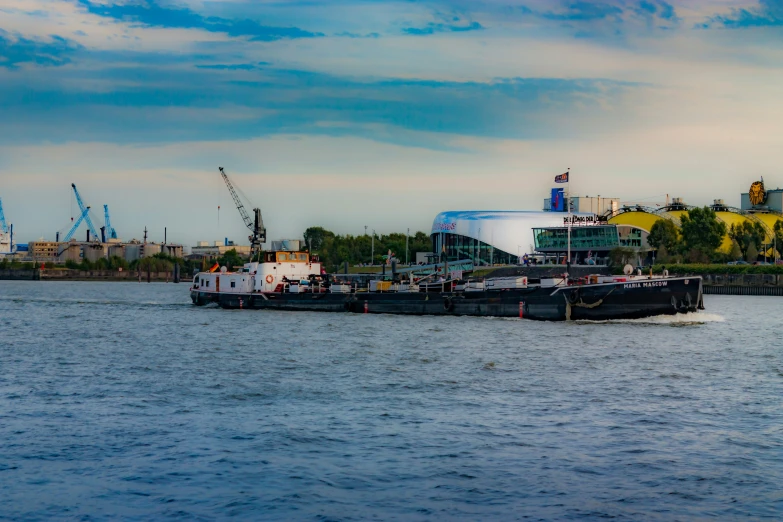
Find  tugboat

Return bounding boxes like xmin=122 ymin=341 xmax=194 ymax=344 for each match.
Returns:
xmin=190 ymin=252 xmax=704 ymax=321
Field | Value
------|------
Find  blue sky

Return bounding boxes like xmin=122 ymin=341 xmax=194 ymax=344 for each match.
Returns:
xmin=1 ymin=0 xmax=782 ymax=245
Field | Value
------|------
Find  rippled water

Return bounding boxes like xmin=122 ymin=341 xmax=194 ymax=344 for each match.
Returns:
xmin=1 ymin=281 xmax=781 ymax=520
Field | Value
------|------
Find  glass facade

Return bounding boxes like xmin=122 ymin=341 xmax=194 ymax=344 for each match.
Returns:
xmin=432 ymin=234 xmax=520 ymax=266
xmin=618 ymin=226 xmax=644 ymax=248
xmin=533 ymin=225 xmax=620 ymax=252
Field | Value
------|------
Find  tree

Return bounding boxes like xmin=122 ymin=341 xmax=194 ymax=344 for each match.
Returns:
xmin=217 ymin=249 xmax=244 ymax=270
xmin=656 ymin=244 xmax=670 ymax=263
xmin=729 ymin=240 xmax=742 ymax=261
xmin=137 ymin=257 xmax=173 ymax=272
xmin=647 ymin=219 xmax=680 ymax=252
xmin=679 ymin=206 xmax=726 ymax=259
xmin=774 ymin=220 xmax=783 ymax=259
xmin=298 ymin=227 xmax=435 ymax=271
xmin=746 ymin=242 xmax=759 ymax=263
xmin=303 ymin=227 xmax=335 ymax=251
xmin=728 ymin=221 xmax=766 ymax=257
xmin=609 ymin=247 xmax=636 ymax=267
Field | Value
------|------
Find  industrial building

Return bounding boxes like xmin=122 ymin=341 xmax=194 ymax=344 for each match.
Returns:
xmin=23 ymin=239 xmax=183 ymax=264
xmin=190 ymin=241 xmax=251 ymax=259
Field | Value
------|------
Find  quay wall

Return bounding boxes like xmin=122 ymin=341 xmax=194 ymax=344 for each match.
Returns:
xmin=0 ymin=269 xmax=40 ymax=281
xmin=0 ymin=269 xmax=192 ymax=282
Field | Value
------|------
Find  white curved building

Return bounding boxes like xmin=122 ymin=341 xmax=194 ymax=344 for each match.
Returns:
xmin=431 ymin=210 xmax=592 ymax=265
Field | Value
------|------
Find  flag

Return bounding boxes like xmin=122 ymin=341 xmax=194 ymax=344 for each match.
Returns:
xmin=554 ymin=172 xmax=569 ymax=183
xmin=551 ymin=188 xmax=564 ymax=211
xmin=209 ymin=262 xmax=220 ymax=273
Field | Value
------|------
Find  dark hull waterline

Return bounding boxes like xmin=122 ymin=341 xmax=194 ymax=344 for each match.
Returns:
xmin=191 ymin=276 xmax=703 ymax=321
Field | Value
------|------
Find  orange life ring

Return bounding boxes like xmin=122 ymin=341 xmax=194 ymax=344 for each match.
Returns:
xmin=265 ymin=275 xmax=274 ymax=284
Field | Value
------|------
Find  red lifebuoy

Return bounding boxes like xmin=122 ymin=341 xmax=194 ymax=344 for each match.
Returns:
xmin=265 ymin=275 xmax=274 ymax=284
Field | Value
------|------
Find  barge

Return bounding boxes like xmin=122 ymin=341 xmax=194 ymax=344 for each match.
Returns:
xmin=191 ymin=251 xmax=704 ymax=321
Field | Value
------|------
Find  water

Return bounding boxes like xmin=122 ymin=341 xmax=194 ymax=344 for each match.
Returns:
xmin=1 ymin=282 xmax=781 ymax=520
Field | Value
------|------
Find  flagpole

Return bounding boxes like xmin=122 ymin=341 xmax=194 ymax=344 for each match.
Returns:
xmin=567 ymin=167 xmax=571 ymax=278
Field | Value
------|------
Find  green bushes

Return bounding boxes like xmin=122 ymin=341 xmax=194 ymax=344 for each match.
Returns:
xmin=641 ymin=264 xmax=783 ymax=276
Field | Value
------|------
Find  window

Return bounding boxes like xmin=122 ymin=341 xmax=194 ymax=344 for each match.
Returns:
xmin=200 ymin=279 xmax=203 ymax=286
xmin=231 ymin=281 xmax=236 ymax=288
xmin=206 ymin=280 xmax=210 ymax=287
xmin=298 ymin=254 xmax=308 ymax=261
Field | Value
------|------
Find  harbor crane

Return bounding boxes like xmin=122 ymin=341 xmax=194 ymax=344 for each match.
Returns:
xmin=70 ymin=183 xmax=100 ymax=240
xmin=218 ymin=167 xmax=266 ymax=259
xmin=0 ymin=197 xmax=8 ymax=234
xmin=64 ymin=206 xmax=92 ymax=241
xmin=103 ymin=205 xmax=118 ymax=241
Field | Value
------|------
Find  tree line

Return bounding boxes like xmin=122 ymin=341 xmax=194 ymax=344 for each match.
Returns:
xmin=303 ymin=227 xmax=433 ymax=270
xmin=640 ymin=206 xmax=783 ymax=264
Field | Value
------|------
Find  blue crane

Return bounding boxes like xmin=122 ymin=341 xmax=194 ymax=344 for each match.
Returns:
xmin=71 ymin=183 xmax=99 ymax=240
xmin=64 ymin=206 xmax=91 ymax=241
xmin=103 ymin=205 xmax=117 ymax=240
xmin=0 ymin=197 xmax=8 ymax=234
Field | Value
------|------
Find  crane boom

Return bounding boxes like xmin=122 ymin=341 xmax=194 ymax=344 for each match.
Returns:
xmin=71 ymin=183 xmax=99 ymax=239
xmin=64 ymin=207 xmax=90 ymax=241
xmin=104 ymin=205 xmax=117 ymax=239
xmin=0 ymin=197 xmax=8 ymax=234
xmin=218 ymin=167 xmax=266 ymax=257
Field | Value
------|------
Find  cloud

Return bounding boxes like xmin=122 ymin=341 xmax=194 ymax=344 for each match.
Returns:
xmin=633 ymin=1 xmax=680 ymax=22
xmin=500 ymin=0 xmax=681 ymax=37
xmin=0 ymin=58 xmax=642 ymax=147
xmin=334 ymin=31 xmax=380 ymax=38
xmin=402 ymin=21 xmax=483 ymax=35
xmin=196 ymin=62 xmax=270 ymax=71
xmin=0 ymin=31 xmax=82 ymax=69
xmin=76 ymin=0 xmax=325 ymax=41
xmin=698 ymin=0 xmax=783 ymax=29
xmin=539 ymin=1 xmax=624 ymax=22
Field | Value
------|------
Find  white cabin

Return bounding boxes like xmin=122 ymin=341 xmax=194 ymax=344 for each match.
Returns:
xmin=193 ymin=251 xmax=323 ymax=294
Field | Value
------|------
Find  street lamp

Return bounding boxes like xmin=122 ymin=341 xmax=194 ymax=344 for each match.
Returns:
xmin=371 ymin=229 xmax=375 ymax=265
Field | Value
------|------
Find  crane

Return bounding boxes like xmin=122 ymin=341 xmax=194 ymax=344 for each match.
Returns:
xmin=103 ymin=205 xmax=117 ymax=240
xmin=0 ymin=197 xmax=8 ymax=235
xmin=218 ymin=167 xmax=266 ymax=258
xmin=71 ymin=183 xmax=99 ymax=240
xmin=64 ymin=206 xmax=92 ymax=241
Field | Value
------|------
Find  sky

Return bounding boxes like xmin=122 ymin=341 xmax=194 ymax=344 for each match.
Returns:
xmin=1 ymin=0 xmax=782 ymax=245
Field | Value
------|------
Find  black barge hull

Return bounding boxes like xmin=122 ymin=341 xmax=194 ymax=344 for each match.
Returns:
xmin=191 ymin=276 xmax=703 ymax=321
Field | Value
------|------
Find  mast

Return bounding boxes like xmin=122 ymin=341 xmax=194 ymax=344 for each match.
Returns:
xmin=567 ymin=168 xmax=571 ymax=276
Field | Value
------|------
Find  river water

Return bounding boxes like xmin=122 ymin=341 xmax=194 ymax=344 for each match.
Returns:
xmin=0 ymin=281 xmax=780 ymax=520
